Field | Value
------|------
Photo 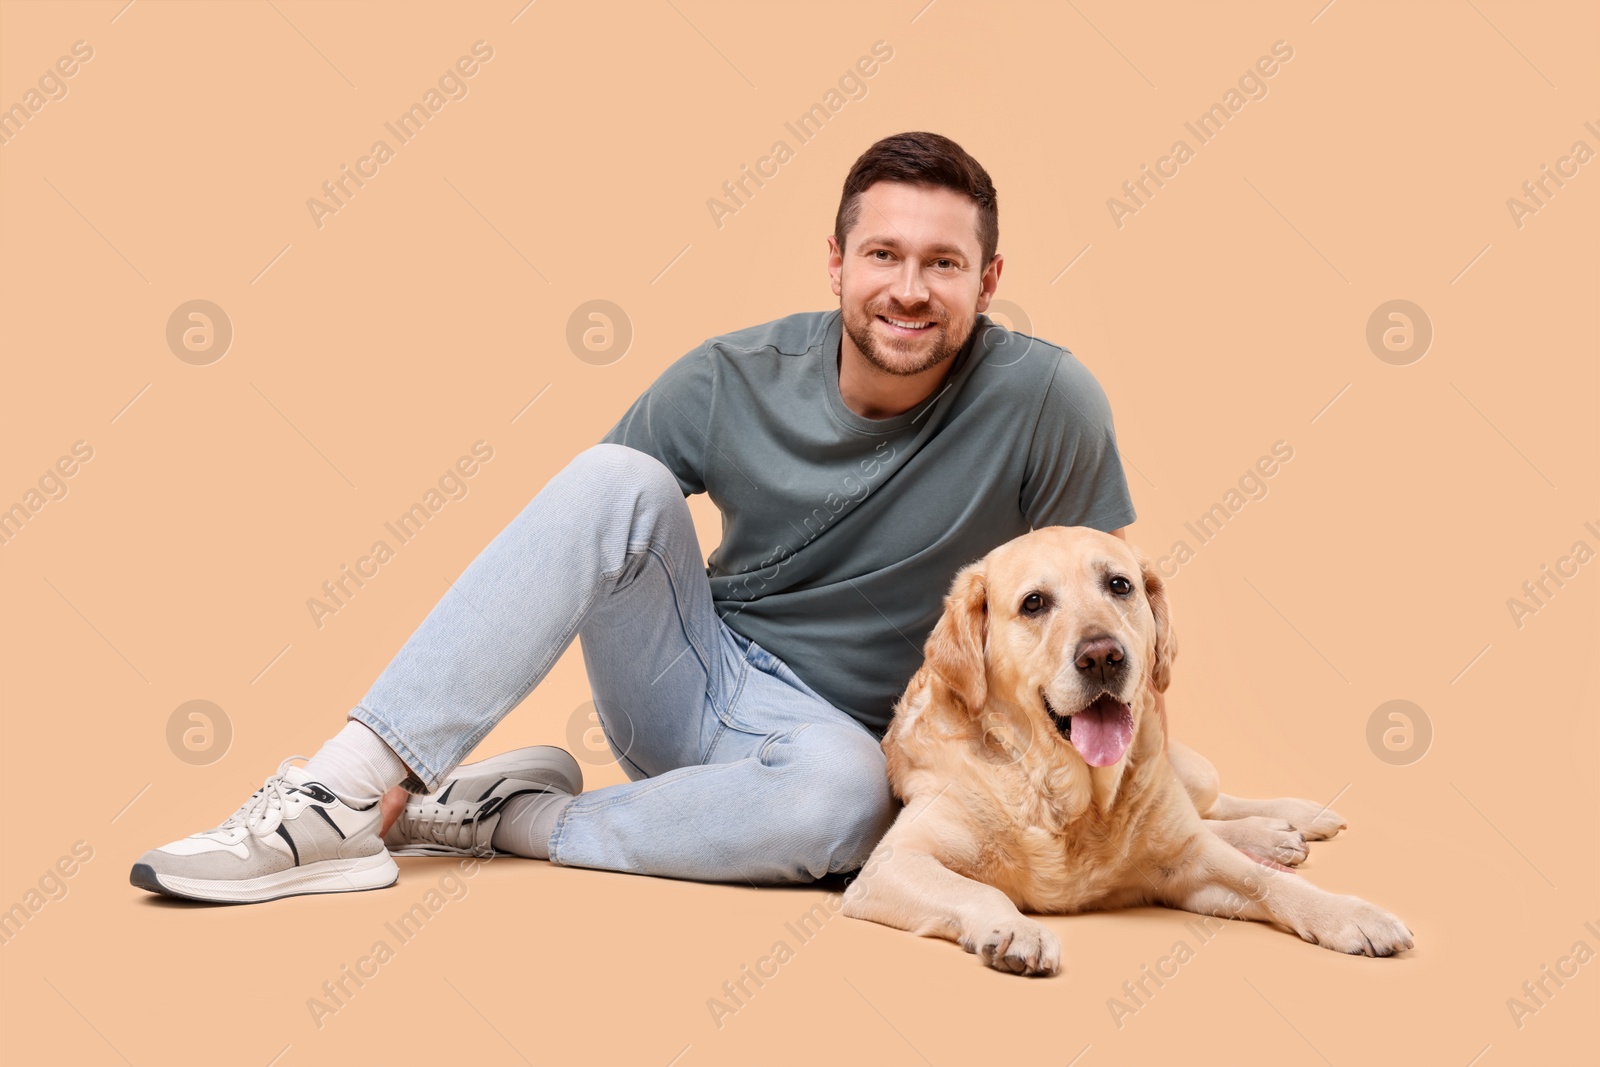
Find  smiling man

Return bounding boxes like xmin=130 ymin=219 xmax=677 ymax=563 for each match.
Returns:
xmin=132 ymin=132 xmax=1137 ymax=903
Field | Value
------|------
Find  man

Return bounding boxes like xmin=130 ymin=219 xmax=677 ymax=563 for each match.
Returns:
xmin=132 ymin=131 xmax=1136 ymax=903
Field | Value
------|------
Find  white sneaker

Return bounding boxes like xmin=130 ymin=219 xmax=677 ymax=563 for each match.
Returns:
xmin=131 ymin=756 xmax=398 ymax=904
xmin=384 ymin=746 xmax=582 ymax=858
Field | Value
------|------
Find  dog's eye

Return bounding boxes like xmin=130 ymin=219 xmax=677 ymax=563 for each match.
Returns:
xmin=1020 ymin=592 xmax=1049 ymax=615
xmin=1109 ymin=575 xmax=1133 ymax=597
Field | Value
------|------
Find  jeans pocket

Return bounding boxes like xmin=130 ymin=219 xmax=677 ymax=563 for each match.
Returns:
xmin=744 ymin=637 xmax=829 ymax=706
xmin=706 ymin=628 xmax=762 ymax=734
xmin=742 ymin=639 xmax=782 ymax=676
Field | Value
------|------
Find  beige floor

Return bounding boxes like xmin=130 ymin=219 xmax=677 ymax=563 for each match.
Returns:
xmin=3 ymin=1 xmax=1595 ymax=1064
xmin=8 ymin=622 xmax=1597 ymax=1066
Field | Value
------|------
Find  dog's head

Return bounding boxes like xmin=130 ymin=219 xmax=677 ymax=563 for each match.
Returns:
xmin=920 ymin=526 xmax=1176 ymax=771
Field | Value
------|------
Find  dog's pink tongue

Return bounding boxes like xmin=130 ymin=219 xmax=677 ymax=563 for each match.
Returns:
xmin=1071 ymin=699 xmax=1134 ymax=767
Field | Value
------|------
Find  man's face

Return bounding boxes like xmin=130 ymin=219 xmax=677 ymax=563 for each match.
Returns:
xmin=829 ymin=181 xmax=1001 ymax=378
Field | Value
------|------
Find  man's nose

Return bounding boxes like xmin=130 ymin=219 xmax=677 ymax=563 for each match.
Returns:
xmin=896 ymin=262 xmax=929 ymax=304
xmin=1074 ymin=635 xmax=1125 ymax=683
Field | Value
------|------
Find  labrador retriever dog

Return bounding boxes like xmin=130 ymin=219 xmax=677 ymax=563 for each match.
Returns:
xmin=841 ymin=526 xmax=1412 ymax=976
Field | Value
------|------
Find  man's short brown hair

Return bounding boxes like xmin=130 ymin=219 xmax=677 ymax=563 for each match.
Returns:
xmin=834 ymin=132 xmax=999 ymax=267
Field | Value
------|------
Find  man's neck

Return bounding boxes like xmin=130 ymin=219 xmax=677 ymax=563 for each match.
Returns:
xmin=836 ymin=340 xmax=961 ymax=421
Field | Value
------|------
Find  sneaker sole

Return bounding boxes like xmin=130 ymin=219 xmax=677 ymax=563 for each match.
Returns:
xmin=130 ymin=849 xmax=399 ymax=904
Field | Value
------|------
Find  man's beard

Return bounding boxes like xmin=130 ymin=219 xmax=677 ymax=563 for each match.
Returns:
xmin=843 ymin=302 xmax=971 ymax=377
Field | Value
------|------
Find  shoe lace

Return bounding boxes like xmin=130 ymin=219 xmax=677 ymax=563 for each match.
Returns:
xmin=219 ymin=755 xmax=311 ymax=834
xmin=393 ymin=800 xmax=493 ymax=856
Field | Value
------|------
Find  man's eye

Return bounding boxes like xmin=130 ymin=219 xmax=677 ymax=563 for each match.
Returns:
xmin=1021 ymin=592 xmax=1048 ymax=615
xmin=1109 ymin=576 xmax=1133 ymax=596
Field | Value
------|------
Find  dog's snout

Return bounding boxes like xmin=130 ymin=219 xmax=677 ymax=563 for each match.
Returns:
xmin=1074 ymin=636 xmax=1125 ymax=682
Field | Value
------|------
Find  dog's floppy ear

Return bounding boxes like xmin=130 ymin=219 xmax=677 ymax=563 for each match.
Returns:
xmin=1138 ymin=553 xmax=1178 ymax=693
xmin=923 ymin=561 xmax=989 ymax=713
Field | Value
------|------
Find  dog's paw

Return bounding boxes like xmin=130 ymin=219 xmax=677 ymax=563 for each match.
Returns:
xmin=1271 ymin=798 xmax=1347 ymax=840
xmin=967 ymin=918 xmax=1061 ymax=977
xmin=1207 ymin=816 xmax=1308 ymax=867
xmin=1297 ymin=896 xmax=1413 ymax=957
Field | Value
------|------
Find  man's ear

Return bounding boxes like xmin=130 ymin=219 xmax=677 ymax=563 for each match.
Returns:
xmin=1137 ymin=553 xmax=1178 ymax=693
xmin=923 ymin=562 xmax=988 ymax=713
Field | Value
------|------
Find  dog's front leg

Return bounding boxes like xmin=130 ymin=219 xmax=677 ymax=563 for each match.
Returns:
xmin=1164 ymin=833 xmax=1413 ymax=957
xmin=842 ymin=832 xmax=1060 ymax=977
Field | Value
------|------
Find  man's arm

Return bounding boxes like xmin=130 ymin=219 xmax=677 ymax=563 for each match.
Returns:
xmin=1020 ymin=353 xmax=1138 ymax=534
xmin=598 ymin=346 xmax=715 ymax=497
xmin=1109 ymin=527 xmax=1127 ymax=540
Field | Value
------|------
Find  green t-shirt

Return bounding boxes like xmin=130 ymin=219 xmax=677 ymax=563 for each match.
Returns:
xmin=600 ymin=308 xmax=1136 ymax=735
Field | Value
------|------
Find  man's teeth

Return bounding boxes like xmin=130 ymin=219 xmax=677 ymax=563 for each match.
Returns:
xmin=882 ymin=316 xmax=932 ymax=329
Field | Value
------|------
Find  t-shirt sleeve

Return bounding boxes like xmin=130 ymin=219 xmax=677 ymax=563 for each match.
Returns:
xmin=1020 ymin=353 xmax=1138 ymax=532
xmin=598 ymin=346 xmax=714 ymax=496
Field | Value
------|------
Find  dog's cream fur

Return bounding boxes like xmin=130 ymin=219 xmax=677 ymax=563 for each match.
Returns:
xmin=841 ymin=527 xmax=1412 ymax=976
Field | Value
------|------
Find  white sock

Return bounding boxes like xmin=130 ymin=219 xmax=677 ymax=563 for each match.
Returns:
xmin=489 ymin=792 xmax=574 ymax=860
xmin=302 ymin=720 xmax=411 ymax=808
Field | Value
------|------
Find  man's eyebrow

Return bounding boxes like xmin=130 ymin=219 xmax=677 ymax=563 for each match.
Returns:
xmin=854 ymin=234 xmax=971 ymax=259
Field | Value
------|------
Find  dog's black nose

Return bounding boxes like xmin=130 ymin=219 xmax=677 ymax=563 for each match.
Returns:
xmin=1074 ymin=636 xmax=1125 ymax=682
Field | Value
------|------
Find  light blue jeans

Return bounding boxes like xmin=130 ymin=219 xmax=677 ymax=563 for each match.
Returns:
xmin=349 ymin=443 xmax=898 ymax=884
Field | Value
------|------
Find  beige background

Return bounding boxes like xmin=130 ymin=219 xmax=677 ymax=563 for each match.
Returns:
xmin=1 ymin=0 xmax=1595 ymax=1064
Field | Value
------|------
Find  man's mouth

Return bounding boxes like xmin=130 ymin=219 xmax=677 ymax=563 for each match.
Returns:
xmin=1042 ymin=690 xmax=1135 ymax=767
xmin=878 ymin=314 xmax=937 ymax=337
